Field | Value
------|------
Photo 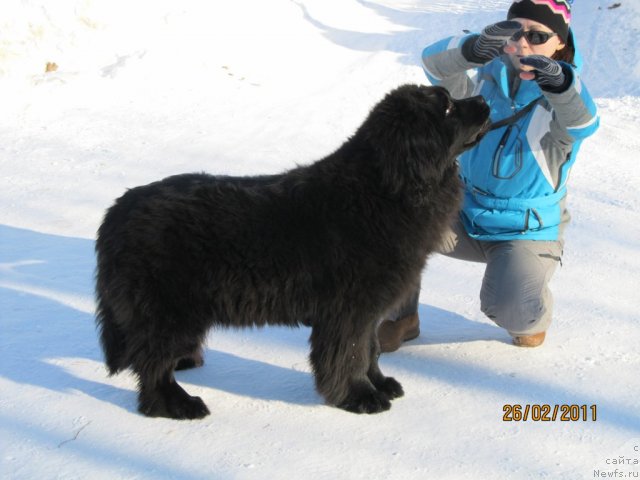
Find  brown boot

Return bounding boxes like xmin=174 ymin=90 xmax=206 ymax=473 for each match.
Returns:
xmin=512 ymin=331 xmax=546 ymax=348
xmin=377 ymin=313 xmax=420 ymax=353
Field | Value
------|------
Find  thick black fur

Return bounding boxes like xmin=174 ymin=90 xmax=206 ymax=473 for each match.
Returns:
xmin=95 ymin=84 xmax=490 ymax=419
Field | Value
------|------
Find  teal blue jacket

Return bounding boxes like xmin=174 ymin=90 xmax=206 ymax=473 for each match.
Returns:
xmin=422 ymin=32 xmax=599 ymax=241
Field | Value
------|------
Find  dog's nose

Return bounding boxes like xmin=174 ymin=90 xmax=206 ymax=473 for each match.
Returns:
xmin=468 ymin=95 xmax=488 ymax=108
xmin=456 ymin=95 xmax=487 ymax=108
xmin=468 ymin=95 xmax=490 ymax=117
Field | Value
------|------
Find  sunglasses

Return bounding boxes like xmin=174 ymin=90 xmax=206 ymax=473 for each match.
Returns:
xmin=510 ymin=30 xmax=558 ymax=45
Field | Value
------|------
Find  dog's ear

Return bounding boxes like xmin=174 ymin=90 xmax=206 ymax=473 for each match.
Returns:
xmin=357 ymin=88 xmax=452 ymax=200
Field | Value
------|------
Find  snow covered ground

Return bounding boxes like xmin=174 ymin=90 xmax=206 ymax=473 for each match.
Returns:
xmin=1 ymin=0 xmax=639 ymax=478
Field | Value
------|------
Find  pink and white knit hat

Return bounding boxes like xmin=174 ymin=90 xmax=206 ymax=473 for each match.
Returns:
xmin=508 ymin=0 xmax=572 ymax=42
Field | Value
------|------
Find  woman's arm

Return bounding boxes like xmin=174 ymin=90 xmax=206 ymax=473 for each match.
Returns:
xmin=422 ymin=21 xmax=521 ymax=99
xmin=520 ymin=55 xmax=600 ymax=141
xmin=421 ymin=36 xmax=480 ymax=99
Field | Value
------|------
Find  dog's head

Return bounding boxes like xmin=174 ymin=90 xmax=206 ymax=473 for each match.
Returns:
xmin=357 ymin=84 xmax=490 ymax=198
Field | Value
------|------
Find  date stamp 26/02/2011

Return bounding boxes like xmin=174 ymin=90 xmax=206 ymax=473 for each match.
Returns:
xmin=502 ymin=404 xmax=597 ymax=422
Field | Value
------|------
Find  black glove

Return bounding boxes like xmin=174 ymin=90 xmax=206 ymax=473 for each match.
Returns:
xmin=519 ymin=55 xmax=572 ymax=92
xmin=462 ymin=20 xmax=522 ymax=64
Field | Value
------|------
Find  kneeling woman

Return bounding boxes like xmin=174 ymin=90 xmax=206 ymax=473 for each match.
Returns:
xmin=378 ymin=0 xmax=599 ymax=351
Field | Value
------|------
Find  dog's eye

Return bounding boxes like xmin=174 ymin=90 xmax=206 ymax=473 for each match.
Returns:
xmin=445 ymin=101 xmax=455 ymax=117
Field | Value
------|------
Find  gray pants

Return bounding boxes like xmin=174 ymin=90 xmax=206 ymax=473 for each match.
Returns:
xmin=397 ymin=217 xmax=563 ymax=336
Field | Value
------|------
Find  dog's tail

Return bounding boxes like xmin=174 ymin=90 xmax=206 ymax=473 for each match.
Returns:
xmin=95 ymin=296 xmax=129 ymax=375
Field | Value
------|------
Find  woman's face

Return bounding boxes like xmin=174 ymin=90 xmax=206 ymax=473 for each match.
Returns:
xmin=506 ymin=17 xmax=566 ymax=71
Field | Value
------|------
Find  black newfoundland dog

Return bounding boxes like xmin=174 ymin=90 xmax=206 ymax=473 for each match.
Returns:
xmin=95 ymin=84 xmax=490 ymax=419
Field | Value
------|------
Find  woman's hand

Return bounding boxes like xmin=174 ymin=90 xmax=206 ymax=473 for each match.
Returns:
xmin=518 ymin=55 xmax=571 ymax=91
xmin=462 ymin=20 xmax=522 ymax=64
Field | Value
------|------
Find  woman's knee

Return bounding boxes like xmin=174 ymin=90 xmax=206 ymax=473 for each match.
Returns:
xmin=480 ymin=290 xmax=551 ymax=334
xmin=480 ymin=244 xmax=557 ymax=334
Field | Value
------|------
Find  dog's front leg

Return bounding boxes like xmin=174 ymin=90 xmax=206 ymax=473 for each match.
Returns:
xmin=366 ymin=330 xmax=404 ymax=399
xmin=308 ymin=320 xmax=392 ymax=414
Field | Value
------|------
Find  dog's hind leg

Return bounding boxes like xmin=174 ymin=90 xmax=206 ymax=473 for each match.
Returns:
xmin=309 ymin=320 xmax=392 ymax=414
xmin=137 ymin=370 xmax=210 ymax=420
xmin=131 ymin=332 xmax=210 ymax=420
xmin=135 ymin=357 xmax=210 ymax=419
xmin=175 ymin=346 xmax=205 ymax=371
xmin=366 ymin=330 xmax=404 ymax=400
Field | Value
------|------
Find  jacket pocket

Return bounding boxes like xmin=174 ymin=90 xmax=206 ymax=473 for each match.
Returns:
xmin=492 ymin=125 xmax=523 ymax=180
xmin=468 ymin=208 xmax=530 ymax=236
xmin=462 ymin=188 xmax=563 ymax=237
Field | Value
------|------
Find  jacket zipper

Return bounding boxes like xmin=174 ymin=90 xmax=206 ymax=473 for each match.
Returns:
xmin=492 ymin=125 xmax=513 ymax=177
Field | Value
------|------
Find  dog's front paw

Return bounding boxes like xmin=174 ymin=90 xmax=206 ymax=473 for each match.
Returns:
xmin=375 ymin=376 xmax=404 ymax=400
xmin=338 ymin=384 xmax=392 ymax=414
